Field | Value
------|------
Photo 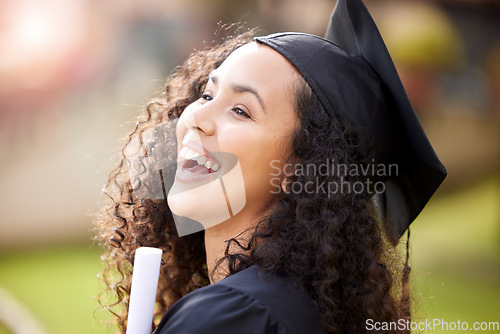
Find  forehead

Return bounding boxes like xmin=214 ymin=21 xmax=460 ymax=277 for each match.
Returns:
xmin=212 ymin=42 xmax=300 ymax=98
xmin=218 ymin=42 xmax=293 ymax=71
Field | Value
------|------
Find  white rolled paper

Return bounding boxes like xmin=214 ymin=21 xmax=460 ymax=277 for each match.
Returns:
xmin=126 ymin=247 xmax=163 ymax=334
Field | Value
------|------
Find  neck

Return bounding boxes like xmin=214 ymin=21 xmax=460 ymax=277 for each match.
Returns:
xmin=204 ymin=213 xmax=257 ymax=284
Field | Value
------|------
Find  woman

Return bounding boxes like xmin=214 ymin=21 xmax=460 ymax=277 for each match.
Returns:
xmin=94 ymin=0 xmax=446 ymax=333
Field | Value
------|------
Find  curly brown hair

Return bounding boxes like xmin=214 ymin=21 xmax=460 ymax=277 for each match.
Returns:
xmin=94 ymin=28 xmax=410 ymax=334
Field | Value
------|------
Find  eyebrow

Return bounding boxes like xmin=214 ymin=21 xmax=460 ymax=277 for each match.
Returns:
xmin=208 ymin=74 xmax=267 ymax=113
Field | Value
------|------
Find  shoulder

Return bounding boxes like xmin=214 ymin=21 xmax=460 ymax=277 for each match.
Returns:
xmin=154 ymin=282 xmax=284 ymax=334
xmin=153 ymin=266 xmax=324 ymax=334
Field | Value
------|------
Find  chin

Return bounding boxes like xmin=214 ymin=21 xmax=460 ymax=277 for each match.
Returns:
xmin=167 ymin=159 xmax=247 ymax=234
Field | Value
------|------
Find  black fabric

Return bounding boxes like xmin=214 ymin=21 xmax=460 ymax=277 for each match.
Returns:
xmin=153 ymin=266 xmax=324 ymax=334
xmin=255 ymin=0 xmax=447 ymax=242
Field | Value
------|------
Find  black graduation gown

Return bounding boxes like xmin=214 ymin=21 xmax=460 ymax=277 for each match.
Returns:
xmin=153 ymin=265 xmax=324 ymax=333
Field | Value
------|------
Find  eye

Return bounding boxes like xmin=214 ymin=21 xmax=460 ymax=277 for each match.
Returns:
xmin=201 ymin=92 xmax=213 ymax=101
xmin=232 ymin=106 xmax=252 ymax=119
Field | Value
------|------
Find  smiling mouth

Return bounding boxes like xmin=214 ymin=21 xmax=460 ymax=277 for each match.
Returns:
xmin=179 ymin=147 xmax=220 ymax=174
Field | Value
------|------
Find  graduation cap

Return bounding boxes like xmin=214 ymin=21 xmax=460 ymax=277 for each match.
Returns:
xmin=255 ymin=0 xmax=447 ymax=243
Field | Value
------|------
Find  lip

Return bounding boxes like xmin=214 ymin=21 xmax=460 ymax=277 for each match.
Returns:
xmin=175 ymin=139 xmax=222 ymax=183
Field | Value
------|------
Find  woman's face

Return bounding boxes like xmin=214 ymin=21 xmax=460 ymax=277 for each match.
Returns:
xmin=167 ymin=42 xmax=299 ymax=233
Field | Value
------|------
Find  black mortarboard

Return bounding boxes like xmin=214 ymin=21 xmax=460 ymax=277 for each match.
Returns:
xmin=255 ymin=0 xmax=447 ymax=242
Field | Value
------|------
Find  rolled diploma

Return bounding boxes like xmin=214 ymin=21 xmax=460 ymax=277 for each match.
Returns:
xmin=126 ymin=247 xmax=163 ymax=334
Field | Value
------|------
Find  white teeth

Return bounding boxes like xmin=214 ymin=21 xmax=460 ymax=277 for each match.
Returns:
xmin=188 ymin=149 xmax=197 ymax=160
xmin=180 ymin=147 xmax=197 ymax=160
xmin=197 ymin=156 xmax=206 ymax=165
xmin=179 ymin=146 xmax=220 ymax=171
xmin=180 ymin=147 xmax=188 ymax=159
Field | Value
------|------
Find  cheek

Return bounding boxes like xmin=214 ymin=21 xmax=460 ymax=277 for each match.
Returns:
xmin=217 ymin=125 xmax=264 ymax=158
xmin=222 ymin=130 xmax=288 ymax=184
xmin=251 ymin=133 xmax=293 ymax=184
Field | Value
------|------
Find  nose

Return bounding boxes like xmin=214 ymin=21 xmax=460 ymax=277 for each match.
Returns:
xmin=183 ymin=102 xmax=216 ymax=136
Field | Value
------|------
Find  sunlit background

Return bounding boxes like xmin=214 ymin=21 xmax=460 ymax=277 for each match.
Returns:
xmin=0 ymin=0 xmax=498 ymax=333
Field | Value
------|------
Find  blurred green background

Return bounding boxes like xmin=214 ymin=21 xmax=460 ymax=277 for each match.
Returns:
xmin=0 ymin=0 xmax=499 ymax=333
xmin=0 ymin=176 xmax=498 ymax=334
